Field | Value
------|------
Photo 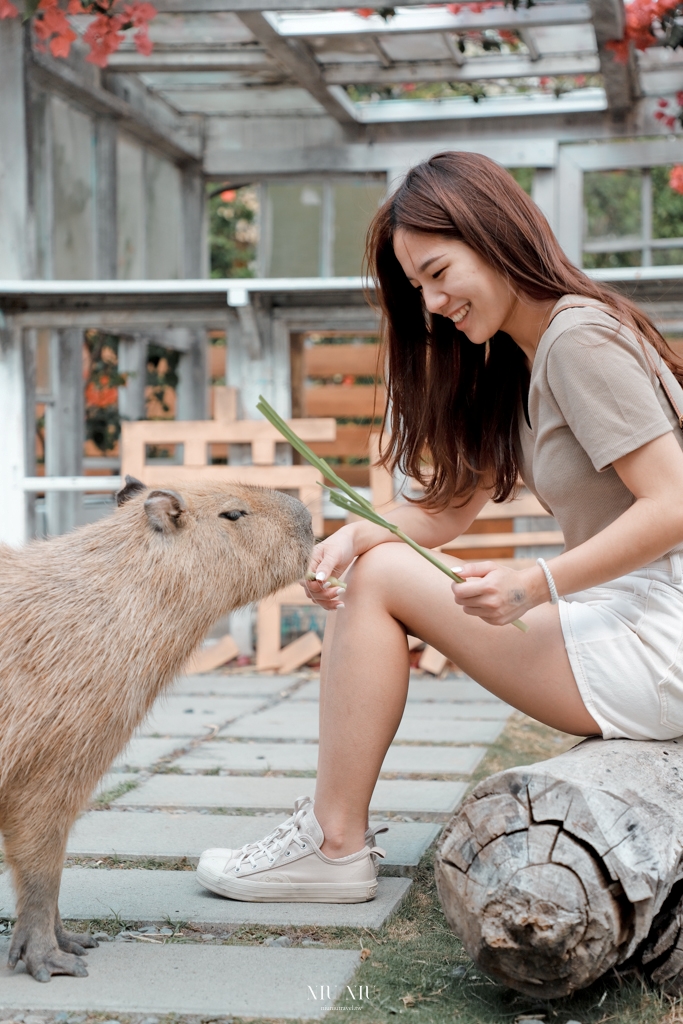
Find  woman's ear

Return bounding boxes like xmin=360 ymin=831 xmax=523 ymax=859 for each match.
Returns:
xmin=144 ymin=489 xmax=187 ymax=533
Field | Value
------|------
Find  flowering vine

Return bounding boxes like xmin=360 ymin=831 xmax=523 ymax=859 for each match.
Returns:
xmin=0 ymin=0 xmax=156 ymax=67
xmin=607 ymin=1 xmax=683 ymax=62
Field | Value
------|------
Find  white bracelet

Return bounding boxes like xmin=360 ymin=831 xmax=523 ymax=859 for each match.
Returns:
xmin=536 ymin=557 xmax=559 ymax=605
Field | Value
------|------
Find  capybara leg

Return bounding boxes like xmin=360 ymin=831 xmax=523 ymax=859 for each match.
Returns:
xmin=55 ymin=908 xmax=98 ymax=954
xmin=4 ymin=819 xmax=88 ymax=982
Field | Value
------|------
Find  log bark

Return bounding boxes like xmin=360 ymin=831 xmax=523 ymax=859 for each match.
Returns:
xmin=435 ymin=737 xmax=683 ymax=997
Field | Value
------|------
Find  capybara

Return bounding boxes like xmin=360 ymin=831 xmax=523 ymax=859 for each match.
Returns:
xmin=0 ymin=476 xmax=313 ymax=982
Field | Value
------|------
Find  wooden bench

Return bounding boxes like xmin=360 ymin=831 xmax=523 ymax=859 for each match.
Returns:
xmin=120 ymin=387 xmax=336 ymax=537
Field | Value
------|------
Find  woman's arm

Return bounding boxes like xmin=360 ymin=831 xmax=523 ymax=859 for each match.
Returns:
xmin=453 ymin=431 xmax=683 ymax=625
xmin=304 ymin=485 xmax=490 ymax=610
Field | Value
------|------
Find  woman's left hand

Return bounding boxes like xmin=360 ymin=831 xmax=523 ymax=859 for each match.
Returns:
xmin=450 ymin=561 xmax=546 ymax=625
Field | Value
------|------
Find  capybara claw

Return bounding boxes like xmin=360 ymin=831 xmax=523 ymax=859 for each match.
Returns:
xmin=25 ymin=950 xmax=90 ymax=981
xmin=57 ymin=928 xmax=98 ymax=954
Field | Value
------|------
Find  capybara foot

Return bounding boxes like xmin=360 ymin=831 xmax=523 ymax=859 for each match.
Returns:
xmin=56 ymin=926 xmax=98 ymax=954
xmin=9 ymin=929 xmax=89 ymax=982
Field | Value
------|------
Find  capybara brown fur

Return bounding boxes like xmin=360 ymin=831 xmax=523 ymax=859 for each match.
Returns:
xmin=0 ymin=476 xmax=313 ymax=982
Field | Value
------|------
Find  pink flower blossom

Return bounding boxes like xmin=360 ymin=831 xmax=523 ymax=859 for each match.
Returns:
xmin=670 ymin=164 xmax=683 ymax=195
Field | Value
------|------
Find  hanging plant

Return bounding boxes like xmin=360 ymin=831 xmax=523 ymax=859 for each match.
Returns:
xmin=0 ymin=0 xmax=156 ymax=67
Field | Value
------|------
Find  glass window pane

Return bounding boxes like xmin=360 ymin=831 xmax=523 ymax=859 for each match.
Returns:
xmin=582 ymin=250 xmax=642 ymax=270
xmin=584 ymin=169 xmax=642 ymax=241
xmin=652 ymin=166 xmax=683 ymax=240
xmin=333 ymin=182 xmax=385 ymax=276
xmin=267 ymin=185 xmax=322 ymax=277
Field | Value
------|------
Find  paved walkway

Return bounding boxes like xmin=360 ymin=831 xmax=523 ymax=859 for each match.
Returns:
xmin=0 ymin=668 xmax=512 ymax=1019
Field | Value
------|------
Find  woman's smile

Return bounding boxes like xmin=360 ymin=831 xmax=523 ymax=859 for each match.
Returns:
xmin=447 ymin=301 xmax=471 ymax=325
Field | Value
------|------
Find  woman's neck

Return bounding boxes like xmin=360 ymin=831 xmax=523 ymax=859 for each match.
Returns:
xmin=501 ymin=294 xmax=558 ymax=368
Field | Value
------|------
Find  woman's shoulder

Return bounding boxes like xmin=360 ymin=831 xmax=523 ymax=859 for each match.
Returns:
xmin=542 ymin=295 xmax=638 ymax=352
xmin=537 ymin=295 xmax=649 ymax=380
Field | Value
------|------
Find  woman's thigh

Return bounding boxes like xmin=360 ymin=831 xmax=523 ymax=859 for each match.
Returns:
xmin=333 ymin=542 xmax=600 ymax=737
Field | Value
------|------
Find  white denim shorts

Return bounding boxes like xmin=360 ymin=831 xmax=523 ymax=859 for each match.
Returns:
xmin=559 ymin=553 xmax=683 ymax=740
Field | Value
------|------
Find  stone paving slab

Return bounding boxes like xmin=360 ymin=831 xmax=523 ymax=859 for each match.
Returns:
xmin=0 ymin=940 xmax=362 ymax=1019
xmin=396 ymin=701 xmax=511 ymax=720
xmin=140 ymin=696 xmax=267 ymax=737
xmin=222 ymin=702 xmax=506 ymax=745
xmin=395 ymin=717 xmax=505 ymax=744
xmin=67 ymin=812 xmax=441 ymax=875
xmin=171 ymin=740 xmax=487 ymax=775
xmin=113 ymin=737 xmax=190 ymax=770
xmin=293 ymin=678 xmax=506 ymax=704
xmin=115 ymin=775 xmax=467 ymax=816
xmin=0 ymin=871 xmax=412 ymax=930
xmin=94 ymin=774 xmax=139 ymax=800
xmin=283 ymin=699 xmax=509 ymax=722
xmin=172 ymin=673 xmax=301 ymax=697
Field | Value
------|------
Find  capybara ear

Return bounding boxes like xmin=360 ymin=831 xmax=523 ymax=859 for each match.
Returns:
xmin=144 ymin=489 xmax=187 ymax=534
xmin=116 ymin=475 xmax=147 ymax=507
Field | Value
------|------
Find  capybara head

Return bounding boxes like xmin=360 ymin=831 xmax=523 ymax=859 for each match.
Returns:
xmin=113 ymin=475 xmax=314 ymax=623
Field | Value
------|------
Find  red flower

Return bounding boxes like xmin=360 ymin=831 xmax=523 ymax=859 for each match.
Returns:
xmin=670 ymin=165 xmax=683 ymax=195
xmin=659 ymin=98 xmax=670 ymax=107
xmin=83 ymin=11 xmax=125 ymax=66
xmin=356 ymin=7 xmax=374 ymax=16
xmin=666 ymin=115 xmax=677 ymax=129
xmin=677 ymin=91 xmax=683 ymax=108
xmin=34 ymin=0 xmax=77 ymax=58
xmin=655 ymin=109 xmax=666 ymax=120
xmin=85 ymin=378 xmax=119 ymax=408
xmin=0 ymin=0 xmax=19 ymax=18
xmin=220 ymin=189 xmax=237 ymax=202
xmin=123 ymin=0 xmax=156 ymax=26
xmin=133 ymin=24 xmax=152 ymax=55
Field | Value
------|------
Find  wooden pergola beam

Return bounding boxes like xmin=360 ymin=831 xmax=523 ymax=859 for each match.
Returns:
xmin=236 ymin=11 xmax=359 ymax=127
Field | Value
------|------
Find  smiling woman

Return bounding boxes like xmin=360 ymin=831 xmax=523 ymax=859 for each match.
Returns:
xmin=196 ymin=151 xmax=683 ymax=916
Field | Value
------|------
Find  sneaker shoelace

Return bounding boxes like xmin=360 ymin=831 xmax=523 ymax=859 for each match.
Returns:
xmin=233 ymin=797 xmax=312 ymax=872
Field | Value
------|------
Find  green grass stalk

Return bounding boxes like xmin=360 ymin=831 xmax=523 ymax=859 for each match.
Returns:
xmin=256 ymin=395 xmax=528 ymax=633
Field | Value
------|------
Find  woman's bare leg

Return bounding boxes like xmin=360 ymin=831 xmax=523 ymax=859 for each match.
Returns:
xmin=314 ymin=543 xmax=599 ymax=858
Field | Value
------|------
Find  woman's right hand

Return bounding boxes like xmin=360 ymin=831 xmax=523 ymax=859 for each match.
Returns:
xmin=301 ymin=525 xmax=359 ymax=610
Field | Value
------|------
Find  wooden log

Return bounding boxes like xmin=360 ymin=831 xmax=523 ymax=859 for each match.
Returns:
xmin=435 ymin=737 xmax=683 ymax=997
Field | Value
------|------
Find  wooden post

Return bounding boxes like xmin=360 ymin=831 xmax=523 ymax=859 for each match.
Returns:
xmin=176 ymin=329 xmax=208 ymax=421
xmin=118 ymin=335 xmax=148 ymax=422
xmin=435 ymin=737 xmax=683 ymax=998
xmin=95 ymin=117 xmax=118 ymax=280
xmin=44 ymin=329 xmax=84 ymax=536
xmin=0 ymin=317 xmax=29 ymax=546
xmin=0 ymin=20 xmax=31 ymax=279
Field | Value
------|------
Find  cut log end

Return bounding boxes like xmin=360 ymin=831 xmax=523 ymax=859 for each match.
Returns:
xmin=437 ymin=820 xmax=623 ymax=997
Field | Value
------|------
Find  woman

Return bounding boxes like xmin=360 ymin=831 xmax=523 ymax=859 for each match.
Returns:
xmin=197 ymin=151 xmax=683 ymax=903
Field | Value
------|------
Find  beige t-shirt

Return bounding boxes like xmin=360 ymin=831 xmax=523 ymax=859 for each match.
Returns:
xmin=516 ymin=296 xmax=683 ymax=552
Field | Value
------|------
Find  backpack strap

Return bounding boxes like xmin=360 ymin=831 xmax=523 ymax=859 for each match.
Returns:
xmin=546 ymin=301 xmax=683 ymax=429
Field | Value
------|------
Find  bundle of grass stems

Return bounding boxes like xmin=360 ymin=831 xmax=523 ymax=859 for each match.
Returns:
xmin=256 ymin=395 xmax=527 ymax=633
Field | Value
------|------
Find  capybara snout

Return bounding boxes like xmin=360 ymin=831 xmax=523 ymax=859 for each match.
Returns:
xmin=0 ymin=477 xmax=314 ymax=983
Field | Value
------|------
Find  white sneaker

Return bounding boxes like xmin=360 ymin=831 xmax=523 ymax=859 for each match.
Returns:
xmin=196 ymin=797 xmax=385 ymax=903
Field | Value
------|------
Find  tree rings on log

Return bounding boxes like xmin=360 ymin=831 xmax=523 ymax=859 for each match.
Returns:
xmin=436 ymin=737 xmax=683 ymax=996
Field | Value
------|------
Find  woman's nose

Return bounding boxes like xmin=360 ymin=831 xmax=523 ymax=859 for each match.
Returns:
xmin=422 ymin=285 xmax=449 ymax=315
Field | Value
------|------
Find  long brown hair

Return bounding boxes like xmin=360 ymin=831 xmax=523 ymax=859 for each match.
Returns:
xmin=367 ymin=151 xmax=682 ymax=510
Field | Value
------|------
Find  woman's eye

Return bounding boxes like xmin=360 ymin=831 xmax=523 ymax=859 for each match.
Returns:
xmin=432 ymin=268 xmax=445 ymax=279
xmin=219 ymin=510 xmax=247 ymax=521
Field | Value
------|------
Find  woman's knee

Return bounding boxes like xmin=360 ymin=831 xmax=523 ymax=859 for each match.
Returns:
xmin=345 ymin=542 xmax=418 ymax=598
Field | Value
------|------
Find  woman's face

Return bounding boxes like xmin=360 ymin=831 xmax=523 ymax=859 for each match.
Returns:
xmin=393 ymin=229 xmax=516 ymax=345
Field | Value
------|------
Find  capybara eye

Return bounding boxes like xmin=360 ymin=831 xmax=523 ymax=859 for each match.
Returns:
xmin=219 ymin=510 xmax=247 ymax=521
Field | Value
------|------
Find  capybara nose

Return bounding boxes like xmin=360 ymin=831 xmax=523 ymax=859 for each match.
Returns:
xmin=276 ymin=490 xmax=314 ymax=543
